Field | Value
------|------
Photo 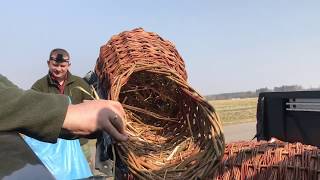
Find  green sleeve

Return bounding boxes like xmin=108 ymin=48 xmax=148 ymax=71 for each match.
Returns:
xmin=0 ymin=74 xmax=69 ymax=143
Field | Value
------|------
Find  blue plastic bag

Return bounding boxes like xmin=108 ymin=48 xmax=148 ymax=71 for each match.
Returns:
xmin=24 ymin=137 xmax=92 ymax=180
xmin=24 ymin=96 xmax=92 ymax=179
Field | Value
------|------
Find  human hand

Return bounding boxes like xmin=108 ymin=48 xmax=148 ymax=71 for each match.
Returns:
xmin=63 ymin=100 xmax=128 ymax=142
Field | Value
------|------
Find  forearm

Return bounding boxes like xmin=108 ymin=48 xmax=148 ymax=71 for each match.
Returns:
xmin=63 ymin=103 xmax=98 ymax=136
xmin=0 ymin=75 xmax=69 ymax=143
xmin=62 ymin=100 xmax=128 ymax=142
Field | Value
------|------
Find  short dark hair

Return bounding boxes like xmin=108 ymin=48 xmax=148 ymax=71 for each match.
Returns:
xmin=49 ymin=48 xmax=70 ymax=62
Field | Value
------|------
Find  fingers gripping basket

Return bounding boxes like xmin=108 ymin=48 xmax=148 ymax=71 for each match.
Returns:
xmin=95 ymin=28 xmax=225 ymax=179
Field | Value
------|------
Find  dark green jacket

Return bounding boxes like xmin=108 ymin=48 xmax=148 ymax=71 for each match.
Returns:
xmin=32 ymin=72 xmax=93 ymax=144
xmin=31 ymin=72 xmax=93 ymax=104
xmin=0 ymin=74 xmax=68 ymax=143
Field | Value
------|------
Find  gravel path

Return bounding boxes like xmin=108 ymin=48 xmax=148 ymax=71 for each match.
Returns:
xmin=223 ymin=121 xmax=257 ymax=143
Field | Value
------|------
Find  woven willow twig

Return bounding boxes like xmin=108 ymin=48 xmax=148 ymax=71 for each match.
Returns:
xmin=212 ymin=140 xmax=320 ymax=180
xmin=95 ymin=28 xmax=225 ymax=179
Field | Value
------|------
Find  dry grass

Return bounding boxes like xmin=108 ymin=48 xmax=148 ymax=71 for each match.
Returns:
xmin=209 ymin=98 xmax=257 ymax=125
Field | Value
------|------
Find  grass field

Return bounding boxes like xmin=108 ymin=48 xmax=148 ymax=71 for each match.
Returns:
xmin=209 ymin=98 xmax=258 ymax=125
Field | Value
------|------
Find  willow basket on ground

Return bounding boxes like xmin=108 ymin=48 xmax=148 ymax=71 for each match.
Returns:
xmin=95 ymin=28 xmax=225 ymax=179
xmin=212 ymin=140 xmax=320 ymax=180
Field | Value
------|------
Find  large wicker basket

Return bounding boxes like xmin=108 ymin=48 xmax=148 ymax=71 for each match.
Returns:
xmin=212 ymin=140 xmax=320 ymax=180
xmin=95 ymin=28 xmax=225 ymax=179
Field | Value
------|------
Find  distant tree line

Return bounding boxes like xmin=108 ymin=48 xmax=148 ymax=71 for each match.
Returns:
xmin=206 ymin=85 xmax=319 ymax=100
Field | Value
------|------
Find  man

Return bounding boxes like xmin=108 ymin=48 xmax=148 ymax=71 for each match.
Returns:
xmin=27 ymin=49 xmax=96 ymax=178
xmin=31 ymin=48 xmax=93 ymax=104
xmin=32 ymin=48 xmax=92 ymax=146
xmin=0 ymin=73 xmax=128 ymax=143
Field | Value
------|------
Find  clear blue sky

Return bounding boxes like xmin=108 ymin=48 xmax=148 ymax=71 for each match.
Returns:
xmin=1 ymin=0 xmax=320 ymax=95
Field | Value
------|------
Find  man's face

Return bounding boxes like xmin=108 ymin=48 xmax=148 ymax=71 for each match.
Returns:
xmin=47 ymin=60 xmax=70 ymax=79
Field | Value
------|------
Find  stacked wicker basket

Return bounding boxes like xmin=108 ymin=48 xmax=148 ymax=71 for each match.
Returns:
xmin=212 ymin=140 xmax=320 ymax=180
xmin=95 ymin=28 xmax=225 ymax=179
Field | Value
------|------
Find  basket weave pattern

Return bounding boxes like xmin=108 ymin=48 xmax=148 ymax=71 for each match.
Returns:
xmin=95 ymin=28 xmax=225 ymax=179
xmin=212 ymin=140 xmax=320 ymax=180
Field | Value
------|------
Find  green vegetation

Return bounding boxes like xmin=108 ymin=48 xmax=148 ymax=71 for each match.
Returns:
xmin=209 ymin=98 xmax=258 ymax=125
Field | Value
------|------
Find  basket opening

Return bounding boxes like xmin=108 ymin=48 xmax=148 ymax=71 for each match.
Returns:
xmin=117 ymin=71 xmax=212 ymax=166
xmin=119 ymin=71 xmax=183 ymax=133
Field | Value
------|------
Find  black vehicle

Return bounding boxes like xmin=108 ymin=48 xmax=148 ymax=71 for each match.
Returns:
xmin=256 ymin=91 xmax=320 ymax=147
